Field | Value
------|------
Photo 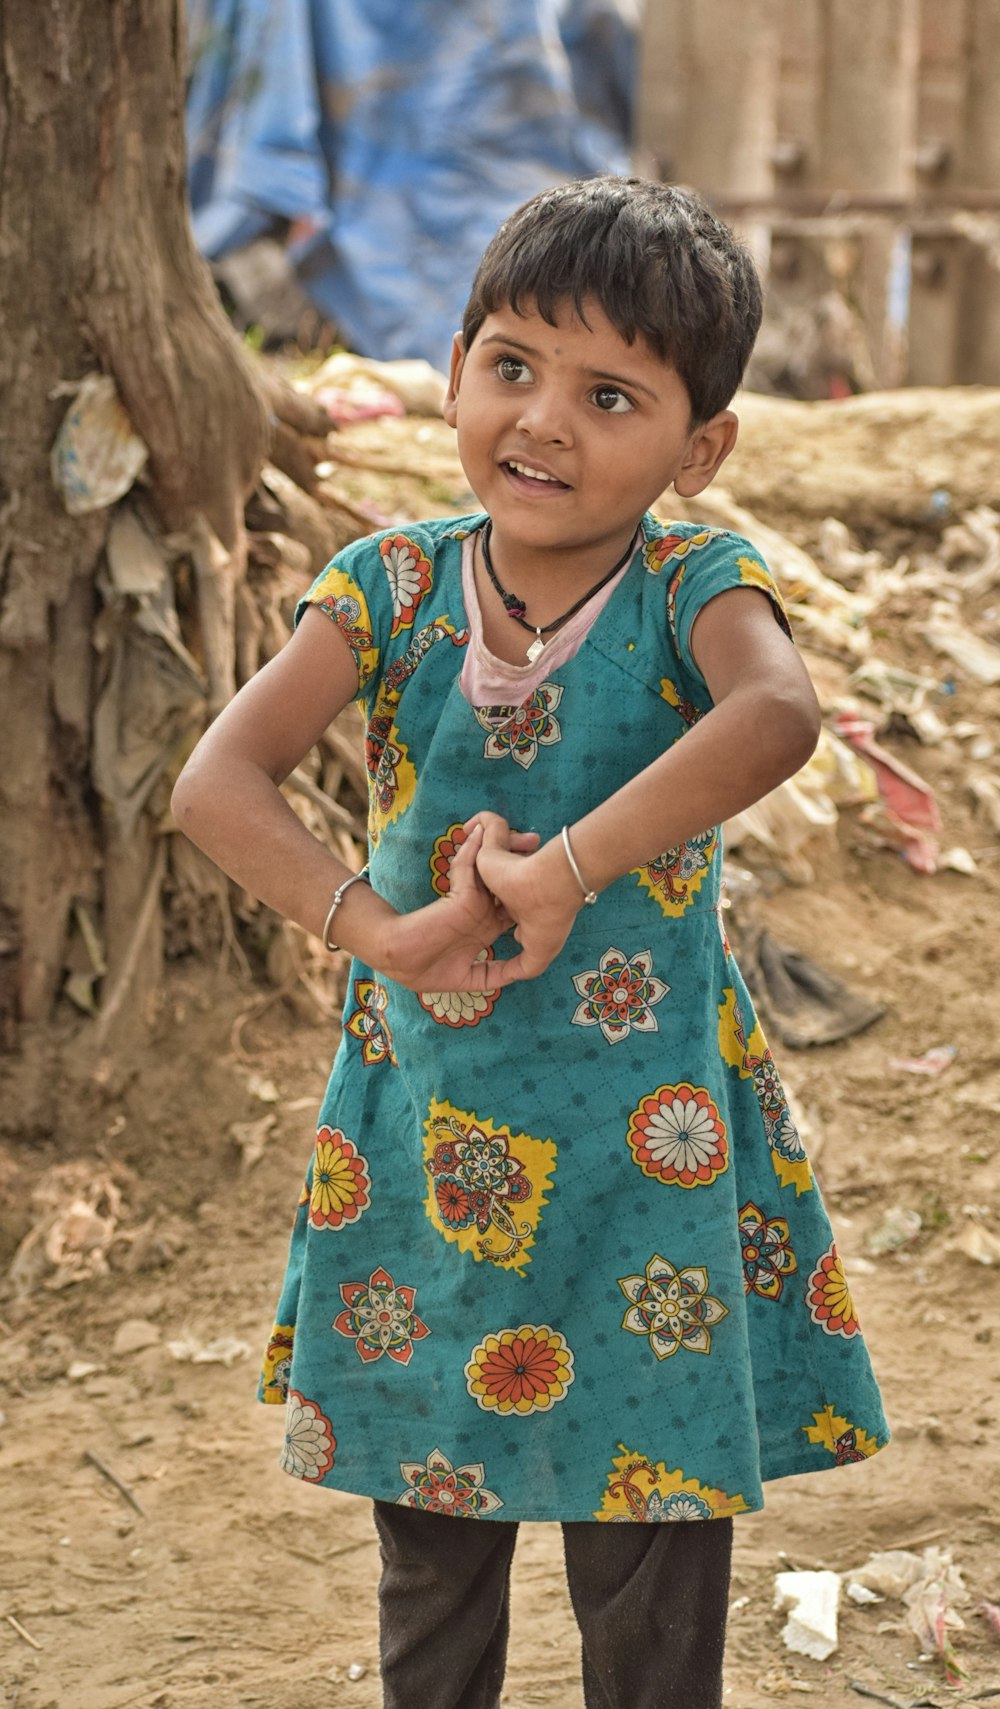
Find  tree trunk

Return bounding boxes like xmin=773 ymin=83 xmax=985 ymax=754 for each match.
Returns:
xmin=0 ymin=0 xmax=267 ymax=1082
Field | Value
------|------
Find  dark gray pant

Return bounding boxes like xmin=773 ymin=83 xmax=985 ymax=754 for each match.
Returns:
xmin=373 ymin=1501 xmax=732 ymax=1709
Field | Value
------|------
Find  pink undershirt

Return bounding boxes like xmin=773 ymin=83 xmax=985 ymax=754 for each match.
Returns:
xmin=459 ymin=527 xmax=639 ymax=707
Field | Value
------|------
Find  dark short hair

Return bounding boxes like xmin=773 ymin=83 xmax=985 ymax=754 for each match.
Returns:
xmin=462 ymin=176 xmax=762 ymax=423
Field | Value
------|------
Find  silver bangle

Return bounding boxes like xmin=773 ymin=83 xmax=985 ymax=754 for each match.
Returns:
xmin=561 ymin=826 xmax=597 ymax=905
xmin=322 ymin=867 xmax=371 ymax=952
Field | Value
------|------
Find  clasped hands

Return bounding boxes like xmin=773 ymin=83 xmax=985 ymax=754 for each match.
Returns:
xmin=374 ymin=811 xmax=585 ymax=994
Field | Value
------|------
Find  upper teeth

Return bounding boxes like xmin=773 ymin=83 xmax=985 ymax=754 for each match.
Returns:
xmin=509 ymin=462 xmax=559 ymax=482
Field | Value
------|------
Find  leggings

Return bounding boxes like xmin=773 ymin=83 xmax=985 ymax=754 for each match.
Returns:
xmin=373 ymin=1500 xmax=732 ymax=1709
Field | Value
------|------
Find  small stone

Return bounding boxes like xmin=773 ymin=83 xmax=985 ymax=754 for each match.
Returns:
xmin=347 ymin=1663 xmax=367 ymax=1681
xmin=113 ymin=1318 xmax=162 ymax=1357
xmin=68 ymin=1360 xmax=103 ymax=1382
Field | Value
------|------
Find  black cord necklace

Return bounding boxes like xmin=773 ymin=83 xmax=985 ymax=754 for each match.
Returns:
xmin=479 ymin=520 xmax=640 ymax=663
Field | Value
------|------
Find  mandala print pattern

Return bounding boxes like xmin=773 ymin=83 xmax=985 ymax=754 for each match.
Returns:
xmin=474 ymin=682 xmax=563 ymax=769
xmin=333 ymin=1267 xmax=430 ymax=1364
xmin=571 ymin=947 xmax=669 ymax=1044
xmin=307 ymin=565 xmax=378 ymax=687
xmin=280 ymin=1391 xmax=336 ymax=1482
xmin=345 ymin=978 xmax=397 ymax=1067
xmin=259 ymin=1324 xmax=295 ymax=1404
xmin=806 ymin=1243 xmax=860 ymax=1337
xmin=634 ymin=829 xmax=717 ymax=917
xmin=618 ymin=1253 xmax=728 ymax=1359
xmin=465 ymin=1324 xmax=574 ymax=1415
xmin=379 ymin=533 xmax=433 ymax=635
xmin=595 ymin=1445 xmax=750 ymax=1522
xmin=626 ymin=1082 xmax=729 ymax=1188
xmin=718 ymin=988 xmax=812 ymax=1195
xmin=365 ymin=618 xmax=466 ymax=841
xmin=803 ymin=1405 xmax=883 ymax=1464
xmin=738 ymin=1201 xmax=797 ymax=1301
xmin=423 ymin=1099 xmax=556 ymax=1274
xmin=397 ymin=1448 xmax=504 ymax=1516
xmin=308 ymin=1127 xmax=372 ymax=1230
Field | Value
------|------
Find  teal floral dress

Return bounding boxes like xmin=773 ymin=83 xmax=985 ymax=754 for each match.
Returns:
xmin=259 ymin=512 xmax=889 ymax=1523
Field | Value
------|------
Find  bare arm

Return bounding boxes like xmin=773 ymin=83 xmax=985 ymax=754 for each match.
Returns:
xmin=171 ymin=608 xmax=529 ymax=986
xmin=476 ymin=587 xmax=821 ymax=983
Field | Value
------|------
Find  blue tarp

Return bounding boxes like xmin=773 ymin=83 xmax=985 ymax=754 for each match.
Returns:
xmin=186 ymin=0 xmax=637 ymax=371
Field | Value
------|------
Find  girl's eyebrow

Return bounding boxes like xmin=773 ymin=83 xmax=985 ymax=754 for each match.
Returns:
xmin=478 ymin=334 xmax=657 ymax=401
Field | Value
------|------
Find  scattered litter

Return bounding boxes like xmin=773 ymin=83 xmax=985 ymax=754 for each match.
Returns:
xmin=952 ymin=1224 xmax=1000 ymax=1266
xmin=347 ymin=1662 xmax=368 ymax=1681
xmin=968 ymin=773 xmax=1000 ymax=834
xmin=50 ymin=372 xmax=149 ymax=514
xmin=941 ymin=846 xmax=978 ymax=875
xmin=976 ymin=1600 xmax=1000 ymax=1642
xmin=67 ymin=1360 xmax=104 ymax=1382
xmin=845 ymin=1548 xmax=969 ymax=1686
xmin=846 ymin=1582 xmax=882 ymax=1605
xmin=890 ymin=1045 xmax=956 ymax=1076
xmin=849 ymin=659 xmax=941 ymax=718
xmin=303 ymin=352 xmax=447 ymax=421
xmin=867 ymin=1208 xmax=922 ymax=1256
xmin=166 ymin=1336 xmax=250 ymax=1366
xmin=922 ymin=599 xmax=1000 ymax=685
xmin=834 ymin=710 xmax=941 ymax=872
xmin=774 ymin=1570 xmax=840 ymax=1660
xmin=9 ymin=1162 xmax=130 ymax=1295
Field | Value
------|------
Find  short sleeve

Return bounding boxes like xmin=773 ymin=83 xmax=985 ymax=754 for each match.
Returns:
xmin=293 ymin=527 xmax=440 ymax=703
xmin=666 ymin=529 xmax=792 ymax=701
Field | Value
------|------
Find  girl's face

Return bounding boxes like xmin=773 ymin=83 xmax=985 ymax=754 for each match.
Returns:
xmin=444 ymin=297 xmax=736 ymax=576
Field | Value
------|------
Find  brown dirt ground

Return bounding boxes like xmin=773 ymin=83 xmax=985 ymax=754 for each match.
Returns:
xmin=4 ymin=393 xmax=1000 ymax=1709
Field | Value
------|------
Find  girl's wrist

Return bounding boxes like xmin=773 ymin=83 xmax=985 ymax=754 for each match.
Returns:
xmin=537 ymin=832 xmax=591 ymax=914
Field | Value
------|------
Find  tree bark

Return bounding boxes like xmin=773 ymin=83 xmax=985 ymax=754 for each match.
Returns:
xmin=0 ymin=0 xmax=268 ymax=1066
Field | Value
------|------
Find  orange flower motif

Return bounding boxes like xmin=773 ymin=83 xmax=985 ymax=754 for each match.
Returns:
xmin=308 ymin=1127 xmax=372 ymax=1230
xmin=626 ymin=1083 xmax=729 ymax=1188
xmin=429 ymin=823 xmax=470 ymax=896
xmin=380 ymin=533 xmax=433 ymax=635
xmin=465 ymin=1324 xmax=574 ymax=1415
xmin=806 ymin=1244 xmax=860 ymax=1337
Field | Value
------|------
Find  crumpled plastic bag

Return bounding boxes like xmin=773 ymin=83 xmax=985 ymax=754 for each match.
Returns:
xmin=845 ymin=1547 xmax=969 ymax=1684
xmin=50 ymin=373 xmax=149 ymax=514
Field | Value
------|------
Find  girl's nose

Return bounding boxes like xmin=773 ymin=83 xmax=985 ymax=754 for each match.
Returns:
xmin=515 ymin=389 xmax=573 ymax=446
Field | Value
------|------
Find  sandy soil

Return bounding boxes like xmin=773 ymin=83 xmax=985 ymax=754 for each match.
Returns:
xmin=4 ymin=393 xmax=1000 ymax=1709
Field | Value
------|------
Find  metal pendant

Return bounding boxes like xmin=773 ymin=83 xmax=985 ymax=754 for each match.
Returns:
xmin=526 ymin=633 xmax=546 ymax=664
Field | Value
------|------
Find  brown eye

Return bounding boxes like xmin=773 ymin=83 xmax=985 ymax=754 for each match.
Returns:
xmin=592 ymin=386 xmax=633 ymax=414
xmin=496 ymin=356 xmax=531 ymax=383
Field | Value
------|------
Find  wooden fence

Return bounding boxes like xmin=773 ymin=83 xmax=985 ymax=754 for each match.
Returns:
xmin=637 ymin=0 xmax=1000 ymax=389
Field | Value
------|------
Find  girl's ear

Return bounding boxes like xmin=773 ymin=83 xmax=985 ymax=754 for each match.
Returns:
xmin=442 ymin=332 xmax=466 ymax=428
xmin=673 ymin=410 xmax=739 ymax=498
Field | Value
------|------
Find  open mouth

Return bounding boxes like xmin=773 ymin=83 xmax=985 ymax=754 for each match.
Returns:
xmin=502 ymin=460 xmax=571 ymax=492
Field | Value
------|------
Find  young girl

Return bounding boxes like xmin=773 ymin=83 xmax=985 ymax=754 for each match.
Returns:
xmin=173 ymin=176 xmax=888 ymax=1709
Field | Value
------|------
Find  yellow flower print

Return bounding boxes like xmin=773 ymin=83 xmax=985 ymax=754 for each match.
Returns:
xmin=259 ymin=1324 xmax=295 ymax=1405
xmin=465 ymin=1325 xmax=574 ymax=1415
xmin=618 ymin=1253 xmax=728 ymax=1358
xmin=308 ymin=1126 xmax=372 ymax=1230
xmin=718 ymin=988 xmax=813 ymax=1195
xmin=736 ymin=554 xmax=789 ymax=621
xmin=803 ymin=1405 xmax=883 ymax=1465
xmin=806 ymin=1243 xmax=860 ymax=1337
xmin=306 ymin=566 xmax=378 ymax=689
xmin=633 ymin=828 xmax=717 ymax=917
xmin=595 ymin=1445 xmax=750 ymax=1521
xmin=423 ymin=1099 xmax=556 ymax=1275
